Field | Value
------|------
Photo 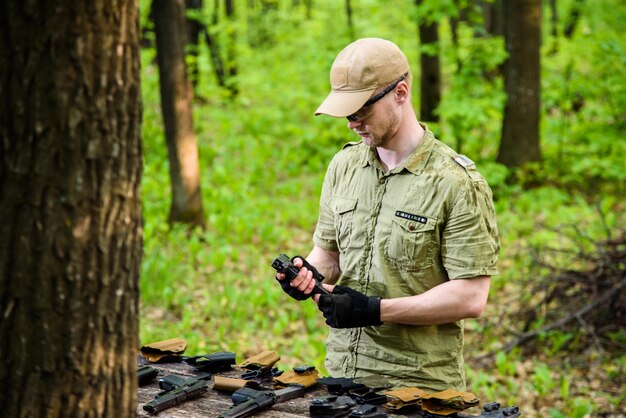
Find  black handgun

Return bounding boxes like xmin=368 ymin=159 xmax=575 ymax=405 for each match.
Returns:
xmin=138 ymin=365 xmax=158 ymax=386
xmin=219 ymin=385 xmax=306 ymax=418
xmin=182 ymin=351 xmax=236 ymax=373
xmin=158 ymin=372 xmax=211 ymax=391
xmin=456 ymin=402 xmax=521 ymax=418
xmin=310 ymin=394 xmax=357 ymax=417
xmin=349 ymin=404 xmax=389 ymax=418
xmin=143 ymin=374 xmax=209 ymax=414
xmin=271 ymin=254 xmax=330 ymax=296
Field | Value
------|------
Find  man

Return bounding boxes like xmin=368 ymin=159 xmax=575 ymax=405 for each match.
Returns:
xmin=277 ymin=38 xmax=500 ymax=391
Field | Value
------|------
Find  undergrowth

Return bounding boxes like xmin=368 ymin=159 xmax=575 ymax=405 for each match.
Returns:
xmin=138 ymin=1 xmax=626 ymax=416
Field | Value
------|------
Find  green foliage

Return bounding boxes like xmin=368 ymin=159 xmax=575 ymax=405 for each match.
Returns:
xmin=138 ymin=1 xmax=625 ymax=416
xmin=437 ymin=25 xmax=507 ymax=158
xmin=531 ymin=363 xmax=556 ymax=397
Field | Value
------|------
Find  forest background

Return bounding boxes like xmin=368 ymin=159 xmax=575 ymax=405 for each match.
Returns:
xmin=11 ymin=0 xmax=617 ymax=416
xmin=138 ymin=0 xmax=625 ymax=417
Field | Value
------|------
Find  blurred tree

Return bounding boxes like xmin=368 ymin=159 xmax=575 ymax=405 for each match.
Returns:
xmin=224 ymin=0 xmax=239 ymax=97
xmin=346 ymin=0 xmax=355 ymax=39
xmin=186 ymin=0 xmax=204 ymax=90
xmin=416 ymin=0 xmax=441 ymax=122
xmin=481 ymin=0 xmax=503 ymax=36
xmin=247 ymin=0 xmax=279 ymax=48
xmin=0 ymin=1 xmax=142 ymax=417
xmin=154 ymin=0 xmax=206 ymax=227
xmin=564 ymin=0 xmax=585 ymax=38
xmin=497 ymin=0 xmax=541 ymax=167
xmin=205 ymin=0 xmax=228 ymax=89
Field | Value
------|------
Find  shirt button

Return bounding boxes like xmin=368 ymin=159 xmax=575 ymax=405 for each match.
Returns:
xmin=379 ymin=177 xmax=385 ymax=184
xmin=408 ymin=223 xmax=416 ymax=231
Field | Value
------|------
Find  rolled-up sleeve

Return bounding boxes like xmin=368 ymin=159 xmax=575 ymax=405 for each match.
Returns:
xmin=441 ymin=177 xmax=500 ymax=279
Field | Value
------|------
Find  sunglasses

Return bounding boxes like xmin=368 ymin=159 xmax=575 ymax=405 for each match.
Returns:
xmin=346 ymin=72 xmax=408 ymax=122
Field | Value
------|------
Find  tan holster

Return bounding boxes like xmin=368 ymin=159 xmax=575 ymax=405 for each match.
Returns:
xmin=140 ymin=338 xmax=187 ymax=363
xmin=273 ymin=368 xmax=319 ymax=389
xmin=383 ymin=387 xmax=429 ymax=411
xmin=213 ymin=376 xmax=260 ymax=393
xmin=420 ymin=389 xmax=480 ymax=415
xmin=239 ymin=350 xmax=280 ymax=371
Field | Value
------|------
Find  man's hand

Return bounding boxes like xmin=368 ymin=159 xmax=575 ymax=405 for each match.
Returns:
xmin=275 ymin=257 xmax=318 ymax=300
xmin=317 ymin=286 xmax=383 ymax=328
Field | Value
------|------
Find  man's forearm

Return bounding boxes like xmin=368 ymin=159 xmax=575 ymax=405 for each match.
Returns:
xmin=380 ymin=276 xmax=491 ymax=325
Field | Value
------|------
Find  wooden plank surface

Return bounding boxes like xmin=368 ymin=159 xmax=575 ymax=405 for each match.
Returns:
xmin=137 ymin=358 xmax=337 ymax=418
xmin=136 ymin=357 xmax=488 ymax=417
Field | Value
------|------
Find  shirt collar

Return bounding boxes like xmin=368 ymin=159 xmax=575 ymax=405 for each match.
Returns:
xmin=361 ymin=123 xmax=435 ymax=174
xmin=402 ymin=125 xmax=435 ymax=175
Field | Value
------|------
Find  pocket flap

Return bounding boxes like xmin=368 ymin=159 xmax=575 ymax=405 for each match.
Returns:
xmin=332 ymin=197 xmax=357 ymax=215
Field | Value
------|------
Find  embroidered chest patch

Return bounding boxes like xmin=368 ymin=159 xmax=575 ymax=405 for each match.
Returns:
xmin=395 ymin=211 xmax=428 ymax=224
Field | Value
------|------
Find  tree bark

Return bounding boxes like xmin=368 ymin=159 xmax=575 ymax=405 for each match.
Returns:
xmin=418 ymin=15 xmax=441 ymax=122
xmin=0 ymin=2 xmax=142 ymax=417
xmin=153 ymin=0 xmax=206 ymax=228
xmin=497 ymin=0 xmax=542 ymax=167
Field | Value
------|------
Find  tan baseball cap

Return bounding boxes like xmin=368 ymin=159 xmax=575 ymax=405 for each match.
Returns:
xmin=315 ymin=38 xmax=410 ymax=118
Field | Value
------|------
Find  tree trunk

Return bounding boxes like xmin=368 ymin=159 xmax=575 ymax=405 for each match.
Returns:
xmin=564 ymin=0 xmax=585 ymax=38
xmin=482 ymin=0 xmax=503 ymax=36
xmin=418 ymin=14 xmax=441 ymax=122
xmin=497 ymin=0 xmax=542 ymax=167
xmin=549 ymin=0 xmax=558 ymax=39
xmin=186 ymin=0 xmax=204 ymax=90
xmin=206 ymin=0 xmax=228 ymax=88
xmin=346 ymin=0 xmax=355 ymax=39
xmin=0 ymin=2 xmax=142 ymax=417
xmin=547 ymin=0 xmax=559 ymax=54
xmin=153 ymin=0 xmax=206 ymax=228
xmin=224 ymin=0 xmax=239 ymax=97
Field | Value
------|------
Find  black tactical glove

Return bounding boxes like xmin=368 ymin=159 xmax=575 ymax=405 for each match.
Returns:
xmin=318 ymin=286 xmax=383 ymax=328
xmin=277 ymin=275 xmax=310 ymax=301
xmin=275 ymin=256 xmax=325 ymax=301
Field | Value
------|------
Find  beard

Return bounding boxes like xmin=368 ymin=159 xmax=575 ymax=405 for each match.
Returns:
xmin=356 ymin=102 xmax=399 ymax=149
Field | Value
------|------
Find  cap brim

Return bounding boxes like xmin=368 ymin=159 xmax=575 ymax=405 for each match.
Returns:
xmin=315 ymin=89 xmax=375 ymax=117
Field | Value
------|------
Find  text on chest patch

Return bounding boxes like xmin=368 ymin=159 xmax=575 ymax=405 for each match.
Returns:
xmin=395 ymin=211 xmax=428 ymax=224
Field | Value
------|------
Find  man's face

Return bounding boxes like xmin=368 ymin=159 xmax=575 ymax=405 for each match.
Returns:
xmin=348 ymin=97 xmax=399 ymax=148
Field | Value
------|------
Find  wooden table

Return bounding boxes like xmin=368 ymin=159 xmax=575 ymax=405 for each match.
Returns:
xmin=136 ymin=358 xmax=430 ymax=418
xmin=137 ymin=358 xmax=329 ymax=417
xmin=136 ymin=358 xmax=492 ymax=418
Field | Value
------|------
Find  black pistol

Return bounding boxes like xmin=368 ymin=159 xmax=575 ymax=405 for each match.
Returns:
xmin=138 ymin=365 xmax=158 ymax=386
xmin=219 ymin=385 xmax=306 ymax=418
xmin=457 ymin=402 xmax=521 ymax=417
xmin=143 ymin=374 xmax=210 ymax=414
xmin=271 ymin=254 xmax=330 ymax=296
xmin=182 ymin=351 xmax=236 ymax=373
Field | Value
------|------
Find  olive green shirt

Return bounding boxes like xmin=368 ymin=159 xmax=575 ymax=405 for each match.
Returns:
xmin=313 ymin=128 xmax=500 ymax=391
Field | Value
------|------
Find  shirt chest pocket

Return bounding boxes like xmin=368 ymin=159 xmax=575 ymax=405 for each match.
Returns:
xmin=331 ymin=197 xmax=358 ymax=252
xmin=385 ymin=213 xmax=438 ymax=271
